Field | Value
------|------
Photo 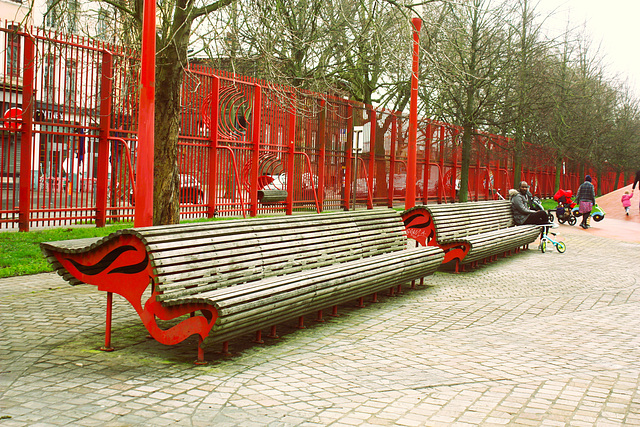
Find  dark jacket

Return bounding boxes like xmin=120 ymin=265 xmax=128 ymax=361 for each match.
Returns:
xmin=511 ymin=192 xmax=537 ymax=225
xmin=633 ymin=170 xmax=640 ymax=190
xmin=576 ymin=181 xmax=596 ymax=204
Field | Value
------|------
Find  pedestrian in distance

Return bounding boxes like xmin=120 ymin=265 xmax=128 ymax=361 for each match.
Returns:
xmin=633 ymin=170 xmax=640 ymax=213
xmin=576 ymin=175 xmax=596 ymax=229
xmin=633 ymin=170 xmax=640 ymax=191
xmin=621 ymin=191 xmax=633 ymax=216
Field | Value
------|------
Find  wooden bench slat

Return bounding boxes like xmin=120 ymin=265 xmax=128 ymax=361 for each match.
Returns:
xmin=41 ymin=208 xmax=446 ymax=361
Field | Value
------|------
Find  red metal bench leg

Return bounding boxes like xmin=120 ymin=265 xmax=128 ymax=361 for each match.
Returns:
xmin=356 ymin=297 xmax=365 ymax=308
xmin=100 ymin=292 xmax=114 ymax=352
xmin=268 ymin=326 xmax=279 ymax=339
xmin=221 ymin=341 xmax=230 ymax=356
xmin=297 ymin=316 xmax=305 ymax=329
xmin=396 ymin=284 xmax=403 ymax=294
xmin=329 ymin=305 xmax=339 ymax=317
xmin=316 ymin=310 xmax=324 ymax=322
xmin=372 ymin=292 xmax=378 ymax=303
xmin=195 ymin=336 xmax=207 ymax=365
xmin=253 ymin=330 xmax=264 ymax=344
xmin=388 ymin=287 xmax=395 ymax=296
xmin=410 ymin=280 xmax=416 ymax=289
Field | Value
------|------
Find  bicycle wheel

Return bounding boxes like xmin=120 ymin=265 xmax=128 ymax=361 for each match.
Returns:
xmin=556 ymin=241 xmax=566 ymax=253
xmin=540 ymin=240 xmax=547 ymax=253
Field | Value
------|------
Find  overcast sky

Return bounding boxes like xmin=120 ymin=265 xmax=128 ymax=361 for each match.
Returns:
xmin=534 ymin=0 xmax=640 ymax=95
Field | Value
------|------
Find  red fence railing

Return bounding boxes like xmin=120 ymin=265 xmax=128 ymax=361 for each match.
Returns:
xmin=0 ymin=25 xmax=629 ymax=230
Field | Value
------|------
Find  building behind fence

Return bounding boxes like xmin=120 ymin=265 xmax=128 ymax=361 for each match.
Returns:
xmin=0 ymin=25 xmax=629 ymax=231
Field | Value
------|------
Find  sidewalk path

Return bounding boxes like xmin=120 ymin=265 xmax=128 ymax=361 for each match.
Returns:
xmin=1 ymin=221 xmax=640 ymax=425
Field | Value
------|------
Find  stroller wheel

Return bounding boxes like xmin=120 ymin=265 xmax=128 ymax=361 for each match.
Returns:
xmin=558 ymin=217 xmax=566 ymax=224
xmin=568 ymin=216 xmax=577 ymax=226
xmin=556 ymin=241 xmax=566 ymax=253
xmin=548 ymin=212 xmax=555 ymax=223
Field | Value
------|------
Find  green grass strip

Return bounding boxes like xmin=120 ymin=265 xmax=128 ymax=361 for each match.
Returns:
xmin=0 ymin=223 xmax=133 ymax=278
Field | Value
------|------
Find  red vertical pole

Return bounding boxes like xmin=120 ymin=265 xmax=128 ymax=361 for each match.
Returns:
xmin=250 ymin=85 xmax=262 ymax=217
xmin=96 ymin=51 xmax=113 ymax=227
xmin=19 ymin=36 xmax=35 ymax=232
xmin=475 ymin=135 xmax=481 ymax=201
xmin=286 ymin=95 xmax=296 ymax=215
xmin=406 ymin=17 xmax=421 ymax=210
xmin=317 ymin=100 xmax=326 ymax=211
xmin=134 ymin=0 xmax=156 ymax=227
xmin=207 ymin=77 xmax=220 ymax=218
xmin=438 ymin=125 xmax=445 ymax=203
xmin=388 ymin=114 xmax=397 ymax=207
xmin=367 ymin=108 xmax=375 ymax=209
xmin=451 ymin=129 xmax=458 ymax=202
xmin=344 ymin=105 xmax=353 ymax=210
xmin=423 ymin=122 xmax=432 ymax=204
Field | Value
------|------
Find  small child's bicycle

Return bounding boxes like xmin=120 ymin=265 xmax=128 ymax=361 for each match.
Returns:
xmin=539 ymin=225 xmax=566 ymax=253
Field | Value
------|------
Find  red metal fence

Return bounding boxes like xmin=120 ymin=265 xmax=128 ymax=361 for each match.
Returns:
xmin=0 ymin=26 xmax=628 ymax=230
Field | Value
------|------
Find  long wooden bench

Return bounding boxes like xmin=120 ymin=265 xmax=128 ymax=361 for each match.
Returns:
xmin=401 ymin=200 xmax=541 ymax=272
xmin=41 ymin=209 xmax=444 ymax=363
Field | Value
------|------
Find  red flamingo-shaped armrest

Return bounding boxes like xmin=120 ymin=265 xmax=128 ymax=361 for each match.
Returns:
xmin=46 ymin=233 xmax=217 ymax=345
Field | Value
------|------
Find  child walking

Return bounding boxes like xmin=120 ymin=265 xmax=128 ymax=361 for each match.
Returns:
xmin=621 ymin=190 xmax=633 ymax=216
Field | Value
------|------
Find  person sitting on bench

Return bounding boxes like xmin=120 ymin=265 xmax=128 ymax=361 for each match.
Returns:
xmin=510 ymin=181 xmax=550 ymax=225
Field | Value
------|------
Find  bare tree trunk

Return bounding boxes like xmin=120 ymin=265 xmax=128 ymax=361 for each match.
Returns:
xmin=459 ymin=122 xmax=473 ymax=202
xmin=152 ymin=17 xmax=192 ymax=225
xmin=555 ymin=157 xmax=562 ymax=192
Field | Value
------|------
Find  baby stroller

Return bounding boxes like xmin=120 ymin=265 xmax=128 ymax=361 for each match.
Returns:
xmin=551 ymin=189 xmax=577 ymax=226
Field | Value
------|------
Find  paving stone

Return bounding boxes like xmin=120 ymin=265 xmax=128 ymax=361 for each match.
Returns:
xmin=2 ymin=226 xmax=640 ymax=424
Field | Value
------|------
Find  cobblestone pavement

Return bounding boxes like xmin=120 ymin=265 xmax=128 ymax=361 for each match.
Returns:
xmin=1 ymin=223 xmax=640 ymax=426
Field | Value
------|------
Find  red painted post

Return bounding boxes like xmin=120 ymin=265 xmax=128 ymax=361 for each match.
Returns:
xmin=344 ymin=105 xmax=353 ymax=210
xmin=388 ymin=115 xmax=397 ymax=207
xmin=286 ymin=95 xmax=296 ymax=215
xmin=438 ymin=125 xmax=445 ymax=203
xmin=250 ymin=85 xmax=262 ymax=217
xmin=208 ymin=77 xmax=220 ymax=218
xmin=475 ymin=135 xmax=481 ymax=201
xmin=134 ymin=0 xmax=156 ymax=227
xmin=451 ymin=129 xmax=458 ymax=202
xmin=317 ymin=100 xmax=326 ymax=211
xmin=19 ymin=36 xmax=35 ymax=232
xmin=406 ymin=17 xmax=422 ymax=210
xmin=423 ymin=122 xmax=432 ymax=204
xmin=96 ymin=51 xmax=113 ymax=227
xmin=367 ymin=108 xmax=375 ymax=209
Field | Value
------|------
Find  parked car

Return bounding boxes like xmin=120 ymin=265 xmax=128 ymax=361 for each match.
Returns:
xmin=129 ymin=174 xmax=204 ymax=205
xmin=388 ymin=174 xmax=425 ymax=196
xmin=258 ymin=173 xmax=319 ymax=192
xmin=258 ymin=172 xmax=319 ymax=200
